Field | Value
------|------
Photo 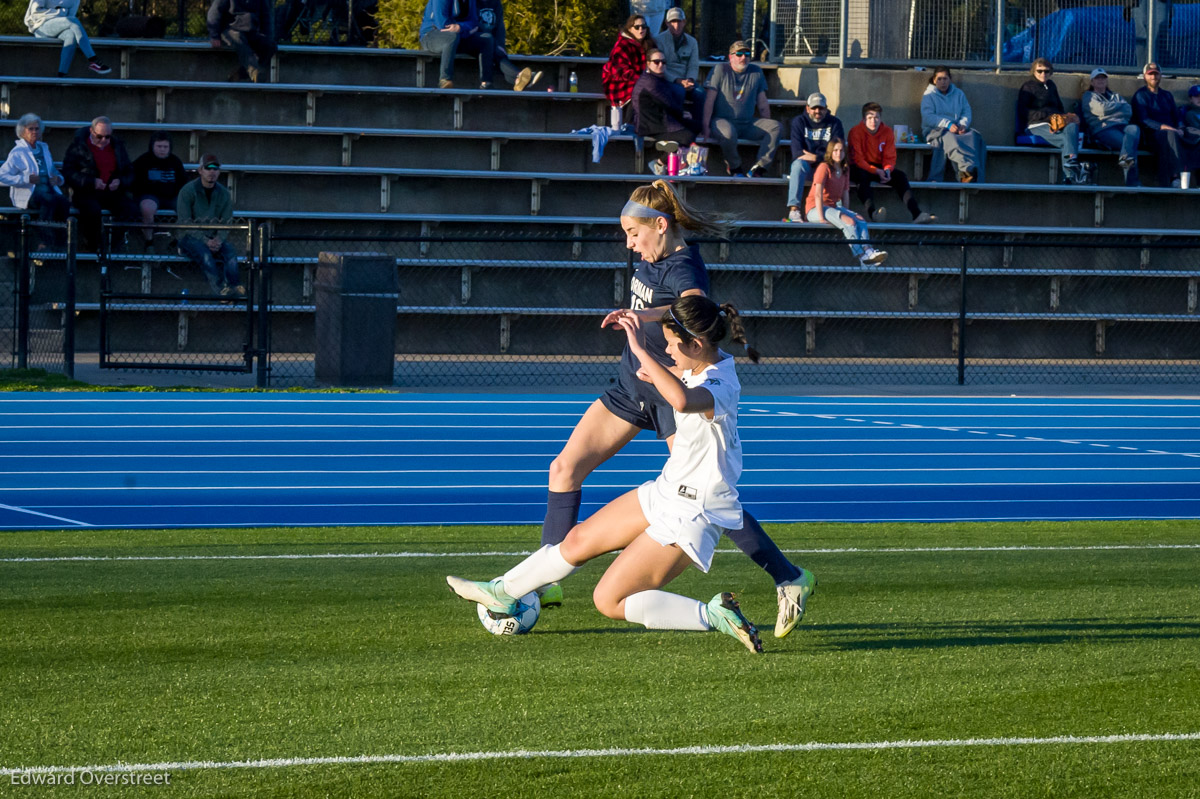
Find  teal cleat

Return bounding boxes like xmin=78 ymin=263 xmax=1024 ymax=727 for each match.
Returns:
xmin=446 ymin=576 xmax=518 ymax=615
xmin=775 ymin=568 xmax=817 ymax=639
xmin=537 ymin=583 xmax=564 ymax=608
xmin=706 ymin=592 xmax=763 ymax=653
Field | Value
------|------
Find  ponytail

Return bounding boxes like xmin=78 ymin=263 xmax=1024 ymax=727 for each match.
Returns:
xmin=626 ymin=180 xmax=738 ymax=238
xmin=662 ymin=296 xmax=760 ymax=363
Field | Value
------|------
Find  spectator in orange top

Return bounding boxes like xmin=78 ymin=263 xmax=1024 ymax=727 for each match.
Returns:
xmin=847 ymin=102 xmax=935 ymax=224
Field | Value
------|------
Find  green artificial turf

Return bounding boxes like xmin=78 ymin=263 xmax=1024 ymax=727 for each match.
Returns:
xmin=2 ymin=521 xmax=1198 ymax=798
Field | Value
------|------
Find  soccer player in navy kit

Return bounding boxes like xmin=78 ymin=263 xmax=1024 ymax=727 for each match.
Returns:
xmin=537 ymin=179 xmax=816 ymax=638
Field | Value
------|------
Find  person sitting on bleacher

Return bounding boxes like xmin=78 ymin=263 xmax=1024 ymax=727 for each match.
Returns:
xmin=785 ymin=92 xmax=843 ymax=222
xmin=1017 ymin=58 xmax=1086 ymax=185
xmin=176 ymin=153 xmax=243 ymax=298
xmin=920 ymin=66 xmax=986 ymax=183
xmin=475 ymin=0 xmax=540 ymax=91
xmin=60 ymin=116 xmax=136 ymax=252
xmin=805 ymin=138 xmax=886 ymax=266
xmin=632 ymin=48 xmax=699 ymax=174
xmin=1184 ymin=86 xmax=1200 ymax=184
xmin=1133 ymin=63 xmax=1194 ymax=188
xmin=420 ymin=0 xmax=494 ymax=90
xmin=653 ymin=8 xmax=699 ymax=110
xmin=602 ymin=15 xmax=652 ymax=129
xmin=131 ymin=132 xmax=189 ymax=252
xmin=208 ymin=0 xmax=277 ymax=83
xmin=0 ymin=113 xmax=69 ymax=226
xmin=701 ymin=39 xmax=782 ymax=178
xmin=23 ymin=0 xmax=111 ymax=77
xmin=1081 ymin=68 xmax=1140 ymax=187
xmin=848 ymin=102 xmax=935 ymax=225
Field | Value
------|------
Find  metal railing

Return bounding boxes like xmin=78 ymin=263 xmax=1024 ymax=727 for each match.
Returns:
xmin=3 ymin=216 xmax=77 ymax=379
xmin=8 ymin=223 xmax=1199 ymax=390
xmin=770 ymin=0 xmax=1200 ymax=75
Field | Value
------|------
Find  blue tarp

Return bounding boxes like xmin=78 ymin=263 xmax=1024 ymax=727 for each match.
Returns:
xmin=1003 ymin=5 xmax=1200 ymax=67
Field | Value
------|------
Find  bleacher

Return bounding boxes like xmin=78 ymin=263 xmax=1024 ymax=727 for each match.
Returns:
xmin=1 ymin=34 xmax=1197 ymax=382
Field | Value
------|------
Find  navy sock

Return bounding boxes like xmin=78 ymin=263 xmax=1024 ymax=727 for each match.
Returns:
xmin=540 ymin=489 xmax=582 ymax=546
xmin=726 ymin=510 xmax=802 ymax=584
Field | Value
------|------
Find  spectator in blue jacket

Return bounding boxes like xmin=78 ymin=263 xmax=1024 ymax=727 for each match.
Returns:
xmin=785 ymin=92 xmax=844 ymax=223
xmin=419 ymin=0 xmax=494 ymax=90
xmin=208 ymin=0 xmax=276 ymax=83
xmin=1132 ymin=62 xmax=1193 ymax=187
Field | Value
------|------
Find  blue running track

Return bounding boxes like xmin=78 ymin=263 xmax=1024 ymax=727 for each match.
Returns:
xmin=1 ymin=393 xmax=1198 ymax=529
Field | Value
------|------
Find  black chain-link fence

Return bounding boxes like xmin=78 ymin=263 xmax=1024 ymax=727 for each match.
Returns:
xmin=7 ymin=222 xmax=1198 ymax=389
xmin=2 ymin=216 xmax=76 ymax=378
xmin=259 ymin=229 xmax=1200 ymax=389
xmin=96 ymin=220 xmax=264 ymax=379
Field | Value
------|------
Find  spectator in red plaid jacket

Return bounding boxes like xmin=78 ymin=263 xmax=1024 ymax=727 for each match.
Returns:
xmin=602 ymin=15 xmax=651 ymax=128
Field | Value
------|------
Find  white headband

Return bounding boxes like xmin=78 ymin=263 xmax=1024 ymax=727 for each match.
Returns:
xmin=621 ymin=200 xmax=674 ymax=221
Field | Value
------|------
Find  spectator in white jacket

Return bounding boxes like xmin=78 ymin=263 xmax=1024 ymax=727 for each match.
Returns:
xmin=24 ymin=0 xmax=111 ymax=77
xmin=0 ymin=113 xmax=69 ymax=223
xmin=920 ymin=66 xmax=986 ymax=182
xmin=1081 ymin=68 xmax=1141 ymax=186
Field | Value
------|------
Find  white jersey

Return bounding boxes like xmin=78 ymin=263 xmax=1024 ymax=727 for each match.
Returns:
xmin=648 ymin=351 xmax=743 ymax=528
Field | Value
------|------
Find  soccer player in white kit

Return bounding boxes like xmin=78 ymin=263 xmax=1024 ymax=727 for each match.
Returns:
xmin=448 ymin=293 xmax=764 ymax=653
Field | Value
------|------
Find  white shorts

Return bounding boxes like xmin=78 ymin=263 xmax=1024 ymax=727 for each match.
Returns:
xmin=637 ymin=480 xmax=721 ymax=573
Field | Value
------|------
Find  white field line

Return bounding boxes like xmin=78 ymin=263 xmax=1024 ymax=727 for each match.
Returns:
xmin=3 ymin=731 xmax=1199 ymax=776
xmin=4 ymin=544 xmax=1199 ymax=563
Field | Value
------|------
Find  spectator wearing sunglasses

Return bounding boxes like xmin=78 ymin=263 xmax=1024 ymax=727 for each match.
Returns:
xmin=1133 ymin=62 xmax=1193 ymax=187
xmin=629 ymin=0 xmax=671 ymax=38
xmin=60 ymin=116 xmax=136 ymax=252
xmin=702 ymin=39 xmax=782 ymax=177
xmin=1017 ymin=58 xmax=1085 ymax=184
xmin=176 ymin=154 xmax=243 ymax=298
xmin=602 ymin=15 xmax=652 ymax=129
xmin=633 ymin=48 xmax=700 ymax=174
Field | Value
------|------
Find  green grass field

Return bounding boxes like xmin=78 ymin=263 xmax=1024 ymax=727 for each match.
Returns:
xmin=3 ymin=520 xmax=1199 ymax=798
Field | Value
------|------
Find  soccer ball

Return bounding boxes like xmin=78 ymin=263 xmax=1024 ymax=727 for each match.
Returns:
xmin=476 ymin=591 xmax=541 ymax=636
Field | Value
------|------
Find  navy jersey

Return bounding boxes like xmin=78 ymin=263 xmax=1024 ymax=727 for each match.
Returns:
xmin=620 ymin=243 xmax=709 ymax=378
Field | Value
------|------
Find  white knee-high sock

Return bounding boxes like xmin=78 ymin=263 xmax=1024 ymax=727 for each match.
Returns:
xmin=502 ymin=544 xmax=577 ymax=599
xmin=623 ymin=590 xmax=711 ymax=631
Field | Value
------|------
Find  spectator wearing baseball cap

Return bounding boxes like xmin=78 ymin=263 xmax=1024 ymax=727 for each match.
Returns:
xmin=1081 ymin=67 xmax=1141 ymax=186
xmin=784 ymin=91 xmax=844 ymax=222
xmin=1132 ymin=62 xmax=1194 ymax=186
xmin=176 ymin=153 xmax=243 ymax=297
xmin=653 ymin=7 xmax=699 ymax=96
xmin=701 ymin=39 xmax=783 ymax=177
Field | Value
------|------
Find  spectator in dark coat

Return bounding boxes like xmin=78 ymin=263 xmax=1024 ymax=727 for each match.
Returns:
xmin=1017 ymin=58 xmax=1084 ymax=184
xmin=1132 ymin=62 xmax=1195 ymax=187
xmin=632 ymin=48 xmax=699 ymax=174
xmin=785 ymin=93 xmax=844 ymax=222
xmin=208 ymin=0 xmax=277 ymax=83
xmin=601 ymin=15 xmax=651 ymax=128
xmin=60 ymin=116 xmax=136 ymax=252
xmin=475 ymin=0 xmax=540 ymax=91
xmin=419 ymin=0 xmax=495 ymax=89
xmin=131 ymin=132 xmax=189 ymax=251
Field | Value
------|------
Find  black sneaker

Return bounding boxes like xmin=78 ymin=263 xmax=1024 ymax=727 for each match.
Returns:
xmin=88 ymin=60 xmax=112 ymax=75
xmin=749 ymin=164 xmax=767 ymax=178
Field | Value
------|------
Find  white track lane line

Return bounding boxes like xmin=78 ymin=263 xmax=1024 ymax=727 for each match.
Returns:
xmin=4 ymin=544 xmax=1199 ymax=563
xmin=0 ymin=504 xmax=91 ymax=526
xmin=3 ymin=731 xmax=1199 ymax=775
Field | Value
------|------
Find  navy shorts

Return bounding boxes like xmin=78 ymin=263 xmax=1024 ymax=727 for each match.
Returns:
xmin=599 ymin=367 xmax=677 ymax=440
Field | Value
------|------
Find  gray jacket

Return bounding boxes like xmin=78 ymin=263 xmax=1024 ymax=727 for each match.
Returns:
xmin=920 ymin=82 xmax=973 ymax=139
xmin=24 ymin=0 xmax=80 ymax=32
xmin=653 ymin=29 xmax=699 ymax=84
xmin=1081 ymin=89 xmax=1133 ymax=135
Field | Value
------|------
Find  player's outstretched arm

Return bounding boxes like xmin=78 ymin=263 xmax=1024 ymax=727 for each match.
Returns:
xmin=615 ymin=313 xmax=714 ymax=414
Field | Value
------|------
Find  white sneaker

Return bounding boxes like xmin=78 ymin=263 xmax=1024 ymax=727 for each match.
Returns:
xmin=787 ymin=208 xmax=804 ymax=223
xmin=860 ymin=249 xmax=888 ymax=265
xmin=775 ymin=568 xmax=817 ymax=638
xmin=513 ymin=67 xmax=532 ymax=91
xmin=914 ymin=211 xmax=936 ymax=224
